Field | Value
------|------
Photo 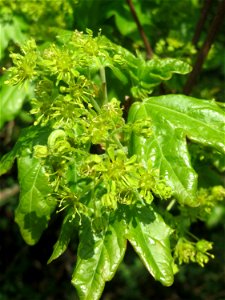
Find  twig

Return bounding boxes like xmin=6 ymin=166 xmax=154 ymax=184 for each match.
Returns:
xmin=4 ymin=120 xmax=15 ymax=145
xmin=126 ymin=0 xmax=153 ymax=59
xmin=192 ymin=0 xmax=214 ymax=46
xmin=183 ymin=0 xmax=225 ymax=95
xmin=0 ymin=184 xmax=20 ymax=203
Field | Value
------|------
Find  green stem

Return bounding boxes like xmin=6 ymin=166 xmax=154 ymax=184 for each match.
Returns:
xmin=166 ymin=198 xmax=176 ymax=211
xmin=187 ymin=231 xmax=199 ymax=242
xmin=100 ymin=67 xmax=108 ymax=104
xmin=89 ymin=97 xmax=101 ymax=113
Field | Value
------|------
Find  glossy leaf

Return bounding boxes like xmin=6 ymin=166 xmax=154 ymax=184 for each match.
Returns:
xmin=72 ymin=217 xmax=127 ymax=300
xmin=138 ymin=58 xmax=191 ymax=82
xmin=15 ymin=155 xmax=57 ymax=245
xmin=128 ymin=95 xmax=225 ymax=206
xmin=127 ymin=206 xmax=174 ymax=286
xmin=48 ymin=211 xmax=77 ymax=264
xmin=129 ymin=58 xmax=191 ymax=97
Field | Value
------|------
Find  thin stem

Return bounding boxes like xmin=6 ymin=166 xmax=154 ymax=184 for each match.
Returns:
xmin=100 ymin=67 xmax=108 ymax=104
xmin=90 ymin=97 xmax=101 ymax=113
xmin=126 ymin=0 xmax=153 ymax=59
xmin=3 ymin=120 xmax=15 ymax=145
xmin=166 ymin=198 xmax=176 ymax=211
xmin=192 ymin=0 xmax=214 ymax=46
xmin=187 ymin=231 xmax=199 ymax=242
xmin=183 ymin=0 xmax=225 ymax=95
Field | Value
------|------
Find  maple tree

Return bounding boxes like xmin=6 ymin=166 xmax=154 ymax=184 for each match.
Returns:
xmin=0 ymin=1 xmax=224 ymax=299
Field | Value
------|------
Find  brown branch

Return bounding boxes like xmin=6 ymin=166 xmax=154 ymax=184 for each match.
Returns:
xmin=0 ymin=184 xmax=20 ymax=203
xmin=126 ymin=0 xmax=153 ymax=59
xmin=4 ymin=120 xmax=15 ymax=145
xmin=183 ymin=0 xmax=225 ymax=95
xmin=192 ymin=0 xmax=214 ymax=46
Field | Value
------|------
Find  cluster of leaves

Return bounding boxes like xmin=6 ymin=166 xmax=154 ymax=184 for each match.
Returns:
xmin=1 ymin=0 xmax=225 ymax=299
xmin=1 ymin=26 xmax=225 ymax=300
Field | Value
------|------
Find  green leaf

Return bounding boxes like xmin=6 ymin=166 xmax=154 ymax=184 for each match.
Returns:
xmin=107 ymin=1 xmax=150 ymax=36
xmin=143 ymin=58 xmax=192 ymax=81
xmin=0 ymin=15 xmax=27 ymax=59
xmin=0 ymin=76 xmax=33 ymax=129
xmin=48 ymin=210 xmax=77 ymax=264
xmin=127 ymin=206 xmax=174 ymax=286
xmin=110 ymin=65 xmax=128 ymax=84
xmin=72 ymin=216 xmax=127 ymax=300
xmin=113 ymin=11 xmax=137 ymax=35
xmin=15 ymin=155 xmax=57 ymax=245
xmin=128 ymin=95 xmax=225 ymax=206
xmin=17 ymin=126 xmax=51 ymax=149
xmin=130 ymin=58 xmax=191 ymax=97
xmin=0 ymin=125 xmax=51 ymax=176
xmin=0 ymin=151 xmax=16 ymax=176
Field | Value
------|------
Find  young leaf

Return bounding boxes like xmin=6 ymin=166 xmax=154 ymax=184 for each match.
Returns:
xmin=72 ymin=217 xmax=127 ymax=300
xmin=128 ymin=95 xmax=225 ymax=206
xmin=130 ymin=58 xmax=191 ymax=97
xmin=139 ymin=58 xmax=192 ymax=82
xmin=126 ymin=206 xmax=174 ymax=287
xmin=15 ymin=155 xmax=57 ymax=245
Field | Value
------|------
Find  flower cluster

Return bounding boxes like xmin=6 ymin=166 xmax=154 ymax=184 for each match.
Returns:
xmin=174 ymin=238 xmax=214 ymax=267
xmin=7 ymin=31 xmax=172 ymax=223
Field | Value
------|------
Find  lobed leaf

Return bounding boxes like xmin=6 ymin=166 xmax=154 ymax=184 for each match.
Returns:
xmin=141 ymin=58 xmax=192 ymax=81
xmin=128 ymin=95 xmax=225 ymax=206
xmin=129 ymin=58 xmax=191 ymax=97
